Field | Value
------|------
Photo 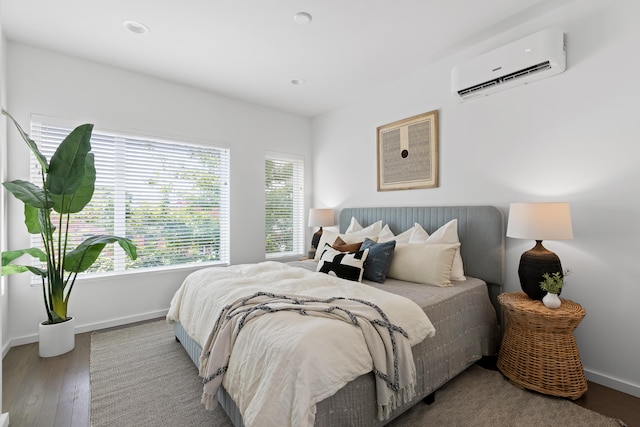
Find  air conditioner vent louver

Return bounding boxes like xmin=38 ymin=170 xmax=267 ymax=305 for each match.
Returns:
xmin=457 ymin=61 xmax=552 ymax=97
xmin=451 ymin=28 xmax=566 ymax=102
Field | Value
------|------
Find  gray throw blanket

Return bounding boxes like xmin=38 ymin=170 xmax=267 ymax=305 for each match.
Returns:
xmin=199 ymin=291 xmax=417 ymax=421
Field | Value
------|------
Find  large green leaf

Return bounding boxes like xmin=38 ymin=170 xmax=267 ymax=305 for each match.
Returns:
xmin=46 ymin=123 xmax=93 ymax=196
xmin=1 ymin=248 xmax=47 ymax=265
xmin=64 ymin=235 xmax=138 ymax=273
xmin=1 ymin=247 xmax=47 ymax=276
xmin=1 ymin=264 xmax=29 ymax=275
xmin=24 ymin=204 xmax=41 ymax=234
xmin=2 ymin=180 xmax=52 ymax=209
xmin=51 ymin=153 xmax=96 ymax=213
xmin=1 ymin=110 xmax=48 ymax=172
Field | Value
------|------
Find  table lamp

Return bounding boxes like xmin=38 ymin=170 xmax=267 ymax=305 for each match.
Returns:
xmin=308 ymin=208 xmax=334 ymax=250
xmin=506 ymin=202 xmax=573 ymax=300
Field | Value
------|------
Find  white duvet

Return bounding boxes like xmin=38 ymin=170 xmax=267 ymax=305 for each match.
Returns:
xmin=166 ymin=261 xmax=435 ymax=427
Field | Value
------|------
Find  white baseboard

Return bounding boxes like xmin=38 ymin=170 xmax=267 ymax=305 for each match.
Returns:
xmin=0 ymin=412 xmax=9 ymax=427
xmin=6 ymin=309 xmax=168 ymax=348
xmin=1 ymin=340 xmax=10 ymax=359
xmin=75 ymin=310 xmax=168 ymax=334
xmin=585 ymin=368 xmax=640 ymax=398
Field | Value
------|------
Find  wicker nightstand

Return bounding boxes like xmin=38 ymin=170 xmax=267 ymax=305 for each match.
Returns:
xmin=497 ymin=291 xmax=588 ymax=399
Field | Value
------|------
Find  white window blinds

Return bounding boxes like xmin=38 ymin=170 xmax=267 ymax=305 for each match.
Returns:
xmin=30 ymin=116 xmax=230 ymax=276
xmin=265 ymin=153 xmax=304 ymax=258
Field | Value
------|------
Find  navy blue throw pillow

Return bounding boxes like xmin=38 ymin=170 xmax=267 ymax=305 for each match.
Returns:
xmin=360 ymin=238 xmax=396 ymax=283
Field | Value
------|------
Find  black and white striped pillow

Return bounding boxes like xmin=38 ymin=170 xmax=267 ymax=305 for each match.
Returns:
xmin=316 ymin=244 xmax=369 ymax=282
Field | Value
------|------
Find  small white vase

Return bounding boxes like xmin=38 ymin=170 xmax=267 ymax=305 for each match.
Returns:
xmin=542 ymin=293 xmax=561 ymax=309
xmin=39 ymin=316 xmax=75 ymax=357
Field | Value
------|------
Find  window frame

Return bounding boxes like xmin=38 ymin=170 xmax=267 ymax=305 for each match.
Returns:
xmin=264 ymin=151 xmax=305 ymax=259
xmin=28 ymin=114 xmax=231 ymax=281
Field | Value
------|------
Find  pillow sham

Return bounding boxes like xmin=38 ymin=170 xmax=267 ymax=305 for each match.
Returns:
xmin=408 ymin=223 xmax=429 ymax=242
xmin=340 ymin=220 xmax=382 ymax=244
xmin=316 ymin=245 xmax=369 ymax=282
xmin=314 ymin=230 xmax=340 ymax=260
xmin=377 ymin=224 xmax=415 ymax=244
xmin=360 ymin=237 xmax=396 ymax=283
xmin=376 ymin=224 xmax=394 ymax=242
xmin=345 ymin=217 xmax=362 ymax=233
xmin=386 ymin=242 xmax=460 ymax=287
xmin=410 ymin=219 xmax=465 ymax=281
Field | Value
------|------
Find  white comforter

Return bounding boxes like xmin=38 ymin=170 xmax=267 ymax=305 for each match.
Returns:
xmin=166 ymin=261 xmax=435 ymax=427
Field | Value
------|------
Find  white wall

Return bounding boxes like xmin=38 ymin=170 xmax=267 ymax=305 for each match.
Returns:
xmin=5 ymin=44 xmax=312 ymax=345
xmin=312 ymin=0 xmax=640 ymax=397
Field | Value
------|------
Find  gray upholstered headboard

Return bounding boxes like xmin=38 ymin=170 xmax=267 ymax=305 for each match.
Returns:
xmin=339 ymin=206 xmax=505 ymax=314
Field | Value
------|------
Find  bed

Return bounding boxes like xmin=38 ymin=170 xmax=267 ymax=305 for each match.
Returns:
xmin=167 ymin=205 xmax=505 ymax=426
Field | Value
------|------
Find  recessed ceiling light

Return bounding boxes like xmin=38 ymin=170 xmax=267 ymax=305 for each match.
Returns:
xmin=122 ymin=20 xmax=149 ymax=35
xmin=290 ymin=77 xmax=306 ymax=86
xmin=293 ymin=12 xmax=312 ymax=25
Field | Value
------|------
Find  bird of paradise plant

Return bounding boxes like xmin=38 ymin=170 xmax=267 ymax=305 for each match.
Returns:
xmin=1 ymin=110 xmax=137 ymax=324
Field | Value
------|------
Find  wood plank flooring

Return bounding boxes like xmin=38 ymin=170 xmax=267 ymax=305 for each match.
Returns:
xmin=3 ymin=332 xmax=90 ymax=427
xmin=3 ymin=326 xmax=640 ymax=426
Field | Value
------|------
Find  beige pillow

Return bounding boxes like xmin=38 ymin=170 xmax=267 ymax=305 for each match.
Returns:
xmin=387 ymin=242 xmax=461 ymax=287
xmin=409 ymin=220 xmax=466 ymax=281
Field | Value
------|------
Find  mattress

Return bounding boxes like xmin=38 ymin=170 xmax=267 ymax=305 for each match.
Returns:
xmin=174 ymin=259 xmax=498 ymax=426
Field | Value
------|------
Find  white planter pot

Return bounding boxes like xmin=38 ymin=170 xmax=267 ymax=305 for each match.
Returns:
xmin=39 ymin=316 xmax=75 ymax=358
xmin=542 ymin=292 xmax=562 ymax=309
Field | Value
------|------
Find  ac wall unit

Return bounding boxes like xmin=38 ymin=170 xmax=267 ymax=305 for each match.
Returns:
xmin=451 ymin=28 xmax=566 ymax=102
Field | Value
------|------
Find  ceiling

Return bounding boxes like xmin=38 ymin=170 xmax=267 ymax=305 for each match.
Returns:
xmin=1 ymin=0 xmax=572 ymax=117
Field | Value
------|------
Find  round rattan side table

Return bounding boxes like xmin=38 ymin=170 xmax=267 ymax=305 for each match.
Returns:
xmin=497 ymin=291 xmax=588 ymax=400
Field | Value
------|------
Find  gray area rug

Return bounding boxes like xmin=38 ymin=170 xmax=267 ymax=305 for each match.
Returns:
xmin=90 ymin=320 xmax=626 ymax=427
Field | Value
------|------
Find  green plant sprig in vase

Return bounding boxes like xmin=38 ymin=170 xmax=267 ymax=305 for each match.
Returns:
xmin=1 ymin=109 xmax=137 ymax=326
xmin=539 ymin=271 xmax=564 ymax=295
xmin=539 ymin=270 xmax=571 ymax=309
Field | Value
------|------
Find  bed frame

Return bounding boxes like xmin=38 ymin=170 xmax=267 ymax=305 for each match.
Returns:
xmin=174 ymin=205 xmax=505 ymax=426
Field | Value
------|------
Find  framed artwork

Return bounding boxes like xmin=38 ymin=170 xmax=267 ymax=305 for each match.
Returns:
xmin=376 ymin=110 xmax=439 ymax=191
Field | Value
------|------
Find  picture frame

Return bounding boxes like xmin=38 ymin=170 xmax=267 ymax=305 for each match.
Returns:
xmin=376 ymin=110 xmax=439 ymax=191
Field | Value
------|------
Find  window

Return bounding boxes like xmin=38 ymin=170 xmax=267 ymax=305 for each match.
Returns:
xmin=265 ymin=152 xmax=304 ymax=258
xmin=30 ymin=116 xmax=230 ymax=276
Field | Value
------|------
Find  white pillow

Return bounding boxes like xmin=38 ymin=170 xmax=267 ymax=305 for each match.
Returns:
xmin=376 ymin=224 xmax=394 ymax=242
xmin=314 ymin=230 xmax=340 ymax=260
xmin=316 ymin=245 xmax=369 ymax=282
xmin=340 ymin=230 xmax=379 ymax=245
xmin=422 ymin=219 xmax=466 ymax=281
xmin=408 ymin=223 xmax=429 ymax=243
xmin=345 ymin=217 xmax=363 ymax=233
xmin=378 ymin=223 xmax=417 ymax=244
xmin=340 ymin=220 xmax=382 ymax=244
xmin=387 ymin=243 xmax=460 ymax=287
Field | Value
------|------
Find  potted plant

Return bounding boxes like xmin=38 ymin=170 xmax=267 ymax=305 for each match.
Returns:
xmin=1 ymin=110 xmax=137 ymax=357
xmin=539 ymin=271 xmax=565 ymax=309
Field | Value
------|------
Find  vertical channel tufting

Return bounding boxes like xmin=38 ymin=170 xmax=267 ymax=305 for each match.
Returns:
xmin=339 ymin=206 xmax=504 ymax=287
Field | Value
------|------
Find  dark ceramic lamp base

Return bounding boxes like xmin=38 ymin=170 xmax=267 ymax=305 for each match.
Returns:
xmin=518 ymin=240 xmax=563 ymax=300
xmin=311 ymin=227 xmax=324 ymax=250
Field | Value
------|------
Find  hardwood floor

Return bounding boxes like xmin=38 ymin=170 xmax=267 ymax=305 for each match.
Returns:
xmin=3 ymin=332 xmax=90 ymax=427
xmin=3 ymin=327 xmax=640 ymax=426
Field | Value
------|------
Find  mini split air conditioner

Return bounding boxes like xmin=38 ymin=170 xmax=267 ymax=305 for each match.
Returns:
xmin=451 ymin=28 xmax=566 ymax=102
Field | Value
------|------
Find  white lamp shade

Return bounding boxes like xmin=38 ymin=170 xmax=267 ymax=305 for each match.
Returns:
xmin=308 ymin=208 xmax=334 ymax=227
xmin=506 ymin=202 xmax=573 ymax=241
